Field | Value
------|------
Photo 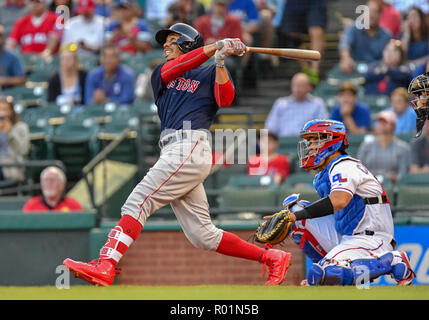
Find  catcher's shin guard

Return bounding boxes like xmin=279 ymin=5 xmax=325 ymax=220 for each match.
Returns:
xmin=307 ymin=258 xmax=354 ymax=286
xmin=393 ymin=251 xmax=415 ymax=285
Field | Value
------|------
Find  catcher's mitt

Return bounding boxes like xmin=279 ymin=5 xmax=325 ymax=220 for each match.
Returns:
xmin=254 ymin=209 xmax=294 ymax=245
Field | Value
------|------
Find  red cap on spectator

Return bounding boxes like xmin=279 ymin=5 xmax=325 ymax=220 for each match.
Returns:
xmin=77 ymin=0 xmax=95 ymax=14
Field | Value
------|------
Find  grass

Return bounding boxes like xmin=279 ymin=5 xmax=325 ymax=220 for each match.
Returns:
xmin=1 ymin=285 xmax=428 ymax=300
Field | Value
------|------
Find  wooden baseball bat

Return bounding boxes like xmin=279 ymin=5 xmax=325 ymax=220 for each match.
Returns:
xmin=245 ymin=47 xmax=321 ymax=61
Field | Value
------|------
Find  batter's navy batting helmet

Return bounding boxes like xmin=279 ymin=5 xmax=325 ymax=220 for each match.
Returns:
xmin=155 ymin=23 xmax=204 ymax=53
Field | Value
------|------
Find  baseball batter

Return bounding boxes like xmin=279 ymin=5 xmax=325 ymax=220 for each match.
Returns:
xmin=63 ymin=23 xmax=291 ymax=286
xmin=279 ymin=119 xmax=415 ymax=286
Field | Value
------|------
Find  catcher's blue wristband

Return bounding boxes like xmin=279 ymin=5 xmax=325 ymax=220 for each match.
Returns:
xmin=293 ymin=196 xmax=334 ymax=220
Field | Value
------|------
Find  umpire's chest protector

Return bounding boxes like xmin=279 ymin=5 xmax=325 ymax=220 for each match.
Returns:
xmin=313 ymin=155 xmax=366 ymax=236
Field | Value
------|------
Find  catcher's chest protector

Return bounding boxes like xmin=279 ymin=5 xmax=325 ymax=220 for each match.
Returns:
xmin=313 ymin=155 xmax=366 ymax=236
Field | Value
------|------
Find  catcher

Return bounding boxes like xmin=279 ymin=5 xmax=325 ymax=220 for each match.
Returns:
xmin=408 ymin=71 xmax=429 ymax=137
xmin=256 ymin=119 xmax=415 ymax=286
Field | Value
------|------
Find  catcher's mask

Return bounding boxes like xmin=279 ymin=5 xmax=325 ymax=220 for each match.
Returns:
xmin=155 ymin=23 xmax=204 ymax=53
xmin=408 ymin=72 xmax=429 ymax=137
xmin=298 ymin=120 xmax=348 ymax=170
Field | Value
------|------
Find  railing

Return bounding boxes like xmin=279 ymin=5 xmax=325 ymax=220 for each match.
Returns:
xmin=0 ymin=159 xmax=65 ymax=195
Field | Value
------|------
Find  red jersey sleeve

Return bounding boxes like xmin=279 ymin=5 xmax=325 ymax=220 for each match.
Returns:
xmin=160 ymin=47 xmax=210 ymax=84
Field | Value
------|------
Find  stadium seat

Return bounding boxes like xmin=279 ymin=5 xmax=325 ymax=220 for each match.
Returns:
xmin=133 ymin=101 xmax=157 ymax=114
xmin=226 ymin=174 xmax=277 ymax=189
xmin=2 ymin=85 xmax=46 ymax=105
xmin=20 ymin=106 xmax=55 ymax=161
xmin=277 ymin=136 xmax=300 ymax=155
xmin=326 ymin=63 xmax=365 ymax=82
xmin=397 ymin=132 xmax=415 ymax=144
xmin=141 ymin=49 xmax=165 ymax=67
xmin=397 ymin=173 xmax=429 ymax=187
xmin=50 ymin=113 xmax=100 ymax=181
xmin=98 ymin=108 xmax=139 ymax=164
xmin=217 ymin=188 xmax=279 ymax=211
xmin=0 ymin=196 xmax=31 ymax=211
xmin=346 ymin=134 xmax=366 ymax=157
xmin=359 ymin=94 xmax=390 ymax=113
xmin=395 ymin=186 xmax=429 ymax=210
xmin=282 ymin=172 xmax=314 ymax=189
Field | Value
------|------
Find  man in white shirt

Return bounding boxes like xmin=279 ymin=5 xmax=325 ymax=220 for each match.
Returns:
xmin=61 ymin=0 xmax=105 ymax=55
xmin=264 ymin=72 xmax=327 ymax=137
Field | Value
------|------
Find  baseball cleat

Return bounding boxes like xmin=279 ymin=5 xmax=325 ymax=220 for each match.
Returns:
xmin=395 ymin=251 xmax=415 ymax=286
xmin=260 ymin=245 xmax=292 ymax=285
xmin=63 ymin=258 xmax=120 ymax=286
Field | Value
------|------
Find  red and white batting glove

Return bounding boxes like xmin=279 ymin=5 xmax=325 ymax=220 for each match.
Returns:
xmin=215 ymin=38 xmax=246 ymax=67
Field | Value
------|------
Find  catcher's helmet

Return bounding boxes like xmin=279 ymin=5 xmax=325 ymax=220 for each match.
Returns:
xmin=408 ymin=72 xmax=429 ymax=137
xmin=298 ymin=119 xmax=348 ymax=170
xmin=155 ymin=23 xmax=204 ymax=53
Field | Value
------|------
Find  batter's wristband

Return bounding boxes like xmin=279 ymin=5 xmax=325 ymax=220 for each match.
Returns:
xmin=293 ymin=196 xmax=334 ymax=220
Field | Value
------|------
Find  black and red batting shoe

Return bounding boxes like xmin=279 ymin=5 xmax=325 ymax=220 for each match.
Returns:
xmin=63 ymin=258 xmax=120 ymax=286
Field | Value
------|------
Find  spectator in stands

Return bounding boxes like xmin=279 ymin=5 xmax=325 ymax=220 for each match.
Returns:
xmin=194 ymin=0 xmax=243 ymax=94
xmin=386 ymin=87 xmax=417 ymax=135
xmin=247 ymin=131 xmax=290 ymax=185
xmin=357 ymin=110 xmax=411 ymax=184
xmin=61 ymin=0 xmax=106 ymax=57
xmin=85 ymin=44 xmax=135 ymax=105
xmin=6 ymin=0 xmax=60 ymax=57
xmin=194 ymin=0 xmax=243 ymax=45
xmin=254 ymin=0 xmax=280 ymax=66
xmin=376 ymin=0 xmax=402 ymax=39
xmin=49 ymin=0 xmax=75 ymax=16
xmin=392 ymin=0 xmax=429 ymax=14
xmin=0 ymin=96 xmax=30 ymax=182
xmin=276 ymin=0 xmax=327 ymax=85
xmin=330 ymin=82 xmax=371 ymax=135
xmin=400 ymin=6 xmax=429 ymax=62
xmin=105 ymin=0 xmax=152 ymax=55
xmin=47 ymin=43 xmax=88 ymax=106
xmin=227 ymin=0 xmax=260 ymax=70
xmin=0 ymin=25 xmax=26 ymax=89
xmin=265 ymin=72 xmax=327 ymax=137
xmin=364 ymin=39 xmax=412 ymax=96
xmin=0 ymin=0 xmax=29 ymax=37
xmin=228 ymin=0 xmax=260 ymax=46
xmin=410 ymin=119 xmax=429 ymax=173
xmin=94 ymin=0 xmax=113 ymax=17
xmin=22 ymin=166 xmax=83 ymax=212
xmin=339 ymin=0 xmax=392 ymax=74
xmin=176 ymin=0 xmax=206 ymax=25
xmin=164 ymin=1 xmax=189 ymax=27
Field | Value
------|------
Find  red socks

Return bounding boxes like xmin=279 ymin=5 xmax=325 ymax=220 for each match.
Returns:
xmin=99 ymin=215 xmax=142 ymax=266
xmin=100 ymin=219 xmax=265 ymax=266
xmin=216 ymin=231 xmax=266 ymax=262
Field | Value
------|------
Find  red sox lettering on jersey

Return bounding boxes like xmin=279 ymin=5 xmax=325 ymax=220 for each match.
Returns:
xmin=166 ymin=77 xmax=201 ymax=93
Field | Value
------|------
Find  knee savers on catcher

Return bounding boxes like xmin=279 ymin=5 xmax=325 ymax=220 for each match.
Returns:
xmin=307 ymin=253 xmax=397 ymax=286
xmin=291 ymin=224 xmax=326 ymax=263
